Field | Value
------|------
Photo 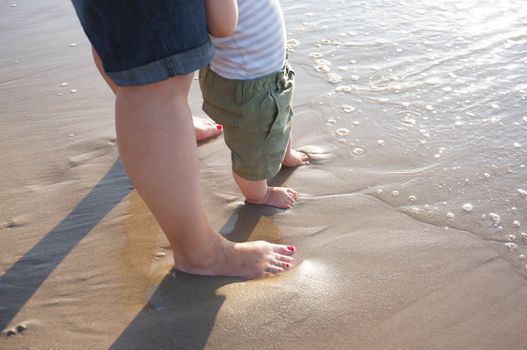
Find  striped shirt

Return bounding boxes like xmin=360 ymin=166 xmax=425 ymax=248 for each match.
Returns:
xmin=209 ymin=0 xmax=286 ymax=80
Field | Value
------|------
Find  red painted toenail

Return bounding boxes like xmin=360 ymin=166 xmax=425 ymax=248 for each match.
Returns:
xmin=287 ymin=245 xmax=295 ymax=252
xmin=216 ymin=124 xmax=223 ymax=130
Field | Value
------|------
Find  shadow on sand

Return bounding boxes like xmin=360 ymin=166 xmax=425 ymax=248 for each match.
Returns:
xmin=0 ymin=157 xmax=295 ymax=348
xmin=0 ymin=159 xmax=131 ymax=332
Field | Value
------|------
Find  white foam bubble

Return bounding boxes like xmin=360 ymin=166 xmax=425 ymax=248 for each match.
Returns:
xmin=350 ymin=74 xmax=360 ymax=81
xmin=70 ymin=89 xmax=77 ymax=94
xmin=61 ymin=82 xmax=68 ymax=87
xmin=335 ymin=85 xmax=353 ymax=93
xmin=314 ymin=64 xmax=330 ymax=73
xmin=489 ymin=213 xmax=501 ymax=225
xmin=308 ymin=52 xmax=322 ymax=59
xmin=69 ymin=43 xmax=77 ymax=47
xmin=446 ymin=212 xmax=455 ymax=219
xmin=409 ymin=195 xmax=417 ymax=202
xmin=352 ymin=147 xmax=364 ymax=155
xmin=518 ymin=188 xmax=527 ymax=196
xmin=316 ymin=59 xmax=331 ymax=66
xmin=402 ymin=117 xmax=416 ymax=127
xmin=336 ymin=128 xmax=350 ymax=136
xmin=392 ymin=190 xmax=399 ymax=196
xmin=342 ymin=105 xmax=355 ymax=113
xmin=377 ymin=139 xmax=385 ymax=146
xmin=287 ymin=39 xmax=300 ymax=50
xmin=462 ymin=203 xmax=474 ymax=212
xmin=328 ymin=73 xmax=342 ymax=84
xmin=514 ymin=142 xmax=522 ymax=148
xmin=425 ymin=105 xmax=434 ymax=111
xmin=513 ymin=220 xmax=521 ymax=228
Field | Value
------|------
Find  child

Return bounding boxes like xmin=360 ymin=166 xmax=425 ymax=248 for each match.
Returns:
xmin=201 ymin=0 xmax=309 ymax=209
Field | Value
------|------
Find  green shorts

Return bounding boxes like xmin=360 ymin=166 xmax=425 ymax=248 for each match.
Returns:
xmin=199 ymin=64 xmax=295 ymax=181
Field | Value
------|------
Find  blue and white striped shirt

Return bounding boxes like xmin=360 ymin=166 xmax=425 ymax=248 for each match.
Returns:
xmin=209 ymin=0 xmax=286 ymax=80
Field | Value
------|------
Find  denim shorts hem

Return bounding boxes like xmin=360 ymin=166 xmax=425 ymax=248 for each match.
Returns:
xmin=108 ymin=41 xmax=214 ymax=86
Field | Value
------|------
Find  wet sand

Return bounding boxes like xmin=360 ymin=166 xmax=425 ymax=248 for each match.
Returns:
xmin=1 ymin=0 xmax=527 ymax=349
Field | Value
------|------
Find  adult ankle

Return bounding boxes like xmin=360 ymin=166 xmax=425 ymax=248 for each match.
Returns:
xmin=172 ymin=233 xmax=225 ymax=273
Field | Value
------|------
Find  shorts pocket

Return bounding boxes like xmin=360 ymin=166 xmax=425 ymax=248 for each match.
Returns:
xmin=258 ymin=92 xmax=292 ymax=160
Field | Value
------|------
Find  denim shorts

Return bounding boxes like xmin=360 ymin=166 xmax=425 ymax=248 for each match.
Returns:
xmin=71 ymin=0 xmax=214 ymax=86
xmin=199 ymin=64 xmax=295 ymax=181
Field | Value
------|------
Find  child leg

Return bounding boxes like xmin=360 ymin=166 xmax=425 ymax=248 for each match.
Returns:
xmin=282 ymin=135 xmax=310 ymax=167
xmin=233 ymin=172 xmax=297 ymax=209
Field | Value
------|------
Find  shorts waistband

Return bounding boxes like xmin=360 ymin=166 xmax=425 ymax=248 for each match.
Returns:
xmin=199 ymin=63 xmax=294 ymax=104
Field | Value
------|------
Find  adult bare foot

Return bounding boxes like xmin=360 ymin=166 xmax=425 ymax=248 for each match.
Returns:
xmin=175 ymin=236 xmax=296 ymax=279
xmin=247 ymin=187 xmax=298 ymax=209
xmin=282 ymin=149 xmax=310 ymax=167
xmin=194 ymin=117 xmax=223 ymax=141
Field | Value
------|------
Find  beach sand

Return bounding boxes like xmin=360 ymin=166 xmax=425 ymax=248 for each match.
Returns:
xmin=1 ymin=0 xmax=527 ymax=349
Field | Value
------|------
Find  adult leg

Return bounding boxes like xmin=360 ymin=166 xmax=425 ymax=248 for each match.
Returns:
xmin=92 ymin=47 xmax=222 ymax=142
xmin=115 ymin=74 xmax=295 ymax=278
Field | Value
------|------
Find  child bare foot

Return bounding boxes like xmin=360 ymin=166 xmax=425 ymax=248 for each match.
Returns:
xmin=282 ymin=149 xmax=310 ymax=167
xmin=233 ymin=173 xmax=297 ymax=209
xmin=194 ymin=117 xmax=223 ymax=141
xmin=175 ymin=236 xmax=296 ymax=279
xmin=247 ymin=186 xmax=298 ymax=209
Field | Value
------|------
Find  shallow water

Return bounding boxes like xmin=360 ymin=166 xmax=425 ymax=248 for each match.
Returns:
xmin=2 ymin=0 xmax=527 ymax=348
xmin=283 ymin=0 xmax=527 ymax=273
